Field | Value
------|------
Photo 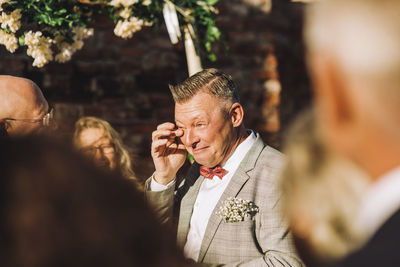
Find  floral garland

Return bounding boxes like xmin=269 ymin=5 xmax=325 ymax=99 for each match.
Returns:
xmin=0 ymin=0 xmax=220 ymax=67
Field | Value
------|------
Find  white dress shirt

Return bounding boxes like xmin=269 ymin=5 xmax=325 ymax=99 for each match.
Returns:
xmin=150 ymin=131 xmax=256 ymax=261
xmin=354 ymin=165 xmax=400 ymax=240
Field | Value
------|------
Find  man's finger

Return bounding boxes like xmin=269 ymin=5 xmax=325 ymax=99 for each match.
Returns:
xmin=151 ymin=138 xmax=169 ymax=154
xmin=152 ymin=129 xmax=175 ymax=141
xmin=156 ymin=122 xmax=176 ymax=130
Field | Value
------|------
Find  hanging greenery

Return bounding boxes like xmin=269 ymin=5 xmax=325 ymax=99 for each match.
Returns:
xmin=0 ymin=0 xmax=220 ymax=67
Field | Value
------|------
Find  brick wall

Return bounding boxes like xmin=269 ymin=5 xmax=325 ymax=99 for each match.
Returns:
xmin=0 ymin=0 xmax=311 ymax=181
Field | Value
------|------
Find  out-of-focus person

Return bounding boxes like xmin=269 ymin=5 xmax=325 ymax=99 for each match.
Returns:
xmin=0 ymin=136 xmax=188 ymax=267
xmin=73 ymin=116 xmax=143 ymax=190
xmin=305 ymin=0 xmax=400 ymax=266
xmin=0 ymin=75 xmax=52 ymax=137
xmin=280 ymin=109 xmax=368 ymax=266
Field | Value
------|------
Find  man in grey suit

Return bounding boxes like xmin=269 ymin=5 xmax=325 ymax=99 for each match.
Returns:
xmin=146 ymin=68 xmax=302 ymax=266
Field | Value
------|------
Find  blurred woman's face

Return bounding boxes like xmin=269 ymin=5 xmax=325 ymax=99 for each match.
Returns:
xmin=78 ymin=127 xmax=116 ymax=170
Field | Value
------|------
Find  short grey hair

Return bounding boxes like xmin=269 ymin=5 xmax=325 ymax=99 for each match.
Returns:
xmin=169 ymin=68 xmax=240 ymax=104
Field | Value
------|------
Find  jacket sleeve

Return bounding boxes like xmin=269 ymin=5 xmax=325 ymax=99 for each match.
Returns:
xmin=144 ymin=176 xmax=176 ymax=225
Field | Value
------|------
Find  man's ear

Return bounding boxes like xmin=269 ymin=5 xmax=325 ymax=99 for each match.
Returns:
xmin=311 ymin=54 xmax=356 ymax=152
xmin=230 ymin=102 xmax=244 ymax=128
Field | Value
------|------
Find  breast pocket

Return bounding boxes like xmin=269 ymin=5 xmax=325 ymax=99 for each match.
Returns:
xmin=209 ymin=219 xmax=261 ymax=260
xmin=218 ymin=219 xmax=255 ymax=242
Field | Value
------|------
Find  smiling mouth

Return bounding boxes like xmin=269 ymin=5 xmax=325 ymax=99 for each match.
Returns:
xmin=192 ymin=146 xmax=208 ymax=154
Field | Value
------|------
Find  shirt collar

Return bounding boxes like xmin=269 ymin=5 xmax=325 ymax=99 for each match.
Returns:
xmin=222 ymin=130 xmax=256 ymax=173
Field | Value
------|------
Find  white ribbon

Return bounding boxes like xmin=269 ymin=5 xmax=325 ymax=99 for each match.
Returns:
xmin=184 ymin=25 xmax=202 ymax=76
xmin=163 ymin=1 xmax=181 ymax=44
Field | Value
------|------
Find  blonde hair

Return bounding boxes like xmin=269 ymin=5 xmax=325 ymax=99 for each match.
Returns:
xmin=280 ymin=109 xmax=368 ymax=264
xmin=73 ymin=116 xmax=143 ymax=191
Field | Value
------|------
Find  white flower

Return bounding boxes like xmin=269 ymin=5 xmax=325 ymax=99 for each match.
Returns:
xmin=0 ymin=30 xmax=18 ymax=52
xmin=54 ymin=40 xmax=76 ymax=63
xmin=143 ymin=20 xmax=153 ymax=27
xmin=74 ymin=26 xmax=94 ymax=40
xmin=54 ymin=26 xmax=92 ymax=63
xmin=25 ymin=30 xmax=53 ymax=67
xmin=217 ymin=197 xmax=259 ymax=223
xmin=0 ymin=9 xmax=21 ymax=32
xmin=142 ymin=0 xmax=151 ymax=6
xmin=113 ymin=17 xmax=144 ymax=39
xmin=55 ymin=42 xmax=73 ymax=63
xmin=25 ymin=30 xmax=44 ymax=46
xmin=53 ymin=27 xmax=92 ymax=63
xmin=116 ymin=7 xmax=132 ymax=19
xmin=110 ymin=0 xmax=138 ymax=7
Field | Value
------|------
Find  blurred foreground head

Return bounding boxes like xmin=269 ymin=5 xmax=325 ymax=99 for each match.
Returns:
xmin=305 ymin=0 xmax=400 ymax=179
xmin=280 ymin=110 xmax=368 ymax=266
xmin=0 ymin=75 xmax=51 ymax=137
xmin=0 ymin=136 xmax=184 ymax=267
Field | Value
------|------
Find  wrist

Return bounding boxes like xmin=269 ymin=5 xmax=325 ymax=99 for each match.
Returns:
xmin=153 ymin=171 xmax=175 ymax=185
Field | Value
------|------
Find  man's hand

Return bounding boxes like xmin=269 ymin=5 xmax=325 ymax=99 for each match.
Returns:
xmin=151 ymin=122 xmax=186 ymax=185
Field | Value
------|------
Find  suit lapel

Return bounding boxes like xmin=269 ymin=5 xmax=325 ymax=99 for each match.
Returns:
xmin=176 ymin=168 xmax=204 ymax=249
xmin=198 ymin=134 xmax=265 ymax=261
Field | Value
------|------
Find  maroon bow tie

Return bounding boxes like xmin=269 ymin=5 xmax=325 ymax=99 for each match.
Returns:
xmin=199 ymin=165 xmax=227 ymax=180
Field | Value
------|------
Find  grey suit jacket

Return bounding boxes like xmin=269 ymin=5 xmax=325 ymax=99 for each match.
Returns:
xmin=145 ymin=133 xmax=303 ymax=266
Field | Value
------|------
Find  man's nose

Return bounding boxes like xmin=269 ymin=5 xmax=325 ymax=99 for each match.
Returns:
xmin=183 ymin=128 xmax=199 ymax=147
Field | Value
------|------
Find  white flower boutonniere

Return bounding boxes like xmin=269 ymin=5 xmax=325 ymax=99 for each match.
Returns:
xmin=217 ymin=197 xmax=259 ymax=223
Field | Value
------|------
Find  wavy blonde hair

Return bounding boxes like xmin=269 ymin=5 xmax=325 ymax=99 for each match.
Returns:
xmin=73 ymin=116 xmax=143 ymax=191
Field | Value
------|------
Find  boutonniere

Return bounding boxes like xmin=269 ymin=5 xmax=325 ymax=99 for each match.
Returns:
xmin=217 ymin=197 xmax=259 ymax=223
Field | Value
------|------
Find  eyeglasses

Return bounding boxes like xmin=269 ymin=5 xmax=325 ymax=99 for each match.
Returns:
xmin=2 ymin=107 xmax=54 ymax=127
xmin=80 ymin=144 xmax=115 ymax=157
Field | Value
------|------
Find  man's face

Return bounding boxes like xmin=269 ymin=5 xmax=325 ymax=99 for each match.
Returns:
xmin=175 ymin=92 xmax=237 ymax=168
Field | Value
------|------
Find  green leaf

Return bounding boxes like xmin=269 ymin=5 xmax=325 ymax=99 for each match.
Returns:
xmin=2 ymin=27 xmax=10 ymax=34
xmin=44 ymin=3 xmax=52 ymax=12
xmin=55 ymin=8 xmax=67 ymax=15
xmin=205 ymin=41 xmax=211 ymax=52
xmin=187 ymin=153 xmax=194 ymax=163
xmin=205 ymin=0 xmax=219 ymax=6
xmin=208 ymin=25 xmax=220 ymax=39
xmin=18 ymin=35 xmax=25 ymax=46
xmin=207 ymin=53 xmax=217 ymax=62
xmin=54 ymin=18 xmax=63 ymax=26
